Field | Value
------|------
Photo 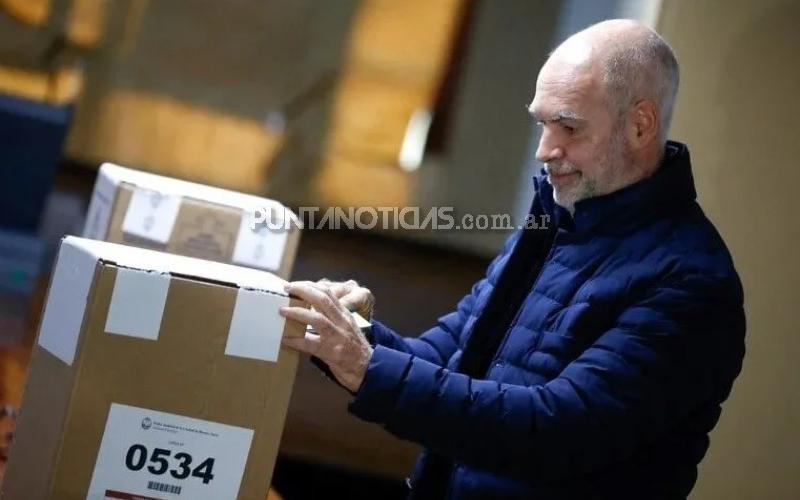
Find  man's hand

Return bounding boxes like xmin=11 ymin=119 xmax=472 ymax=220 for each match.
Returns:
xmin=279 ymin=281 xmax=374 ymax=393
xmin=318 ymin=279 xmax=375 ymax=320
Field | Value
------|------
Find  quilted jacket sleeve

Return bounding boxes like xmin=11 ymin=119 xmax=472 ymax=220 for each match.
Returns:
xmin=366 ymin=278 xmax=483 ymax=367
xmin=308 ymin=291 xmax=480 ymax=394
xmin=348 ymin=231 xmax=519 ymax=366
xmin=309 ymin=233 xmax=518 ymax=390
xmin=347 ymin=270 xmax=746 ymax=481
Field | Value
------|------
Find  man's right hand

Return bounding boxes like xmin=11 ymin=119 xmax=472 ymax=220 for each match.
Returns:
xmin=317 ymin=279 xmax=375 ymax=320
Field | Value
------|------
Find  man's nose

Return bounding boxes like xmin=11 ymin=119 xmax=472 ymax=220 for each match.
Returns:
xmin=535 ymin=128 xmax=565 ymax=163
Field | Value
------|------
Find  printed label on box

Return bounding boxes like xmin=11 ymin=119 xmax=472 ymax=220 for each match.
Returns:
xmin=87 ymin=404 xmax=253 ymax=500
xmin=122 ymin=189 xmax=182 ymax=245
xmin=103 ymin=491 xmax=164 ymax=500
xmin=170 ymin=212 xmax=238 ymax=262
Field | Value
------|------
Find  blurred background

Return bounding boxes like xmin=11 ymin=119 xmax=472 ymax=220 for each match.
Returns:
xmin=0 ymin=0 xmax=798 ymax=499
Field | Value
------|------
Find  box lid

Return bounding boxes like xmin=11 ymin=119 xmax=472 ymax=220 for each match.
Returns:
xmin=98 ymin=163 xmax=301 ymax=227
xmin=37 ymin=237 xmax=293 ymax=366
xmin=65 ymin=236 xmax=287 ymax=292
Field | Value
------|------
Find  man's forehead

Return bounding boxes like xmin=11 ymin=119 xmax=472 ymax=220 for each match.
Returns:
xmin=528 ymin=79 xmax=592 ymax=120
xmin=536 ymin=55 xmax=599 ymax=91
xmin=535 ymin=35 xmax=601 ymax=90
xmin=529 ymin=60 xmax=601 ymax=120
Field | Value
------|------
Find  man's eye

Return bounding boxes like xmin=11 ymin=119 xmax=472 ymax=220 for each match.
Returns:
xmin=562 ymin=124 xmax=576 ymax=134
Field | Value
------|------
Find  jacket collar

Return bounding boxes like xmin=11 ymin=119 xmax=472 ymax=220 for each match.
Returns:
xmin=533 ymin=141 xmax=697 ymax=234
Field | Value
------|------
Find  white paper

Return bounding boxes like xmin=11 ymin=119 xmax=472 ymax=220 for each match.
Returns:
xmin=351 ymin=311 xmax=372 ymax=329
xmin=38 ymin=239 xmax=98 ymax=365
xmin=87 ymin=404 xmax=254 ymax=500
xmin=225 ymin=288 xmax=289 ymax=362
xmin=105 ymin=268 xmax=170 ymax=341
xmin=231 ymin=211 xmax=289 ymax=271
xmin=83 ymin=168 xmax=118 ymax=240
xmin=121 ymin=188 xmax=182 ymax=245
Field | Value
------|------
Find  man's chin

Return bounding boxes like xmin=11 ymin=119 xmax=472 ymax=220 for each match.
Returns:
xmin=553 ymin=187 xmax=577 ymax=205
xmin=552 ymin=193 xmax=577 ymax=215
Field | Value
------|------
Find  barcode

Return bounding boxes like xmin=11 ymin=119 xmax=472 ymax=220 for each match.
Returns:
xmin=147 ymin=481 xmax=182 ymax=495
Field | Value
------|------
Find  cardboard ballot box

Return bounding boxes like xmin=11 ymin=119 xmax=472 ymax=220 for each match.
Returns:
xmin=83 ymin=163 xmax=301 ymax=279
xmin=1 ymin=237 xmax=306 ymax=500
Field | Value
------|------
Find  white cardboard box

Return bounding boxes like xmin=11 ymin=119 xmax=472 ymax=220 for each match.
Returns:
xmin=83 ymin=163 xmax=301 ymax=279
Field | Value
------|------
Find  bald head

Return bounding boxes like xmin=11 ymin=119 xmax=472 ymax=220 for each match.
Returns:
xmin=547 ymin=19 xmax=680 ymax=143
xmin=529 ymin=20 xmax=680 ymax=212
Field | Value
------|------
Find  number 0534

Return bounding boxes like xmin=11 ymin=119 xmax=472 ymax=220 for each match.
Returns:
xmin=124 ymin=444 xmax=215 ymax=484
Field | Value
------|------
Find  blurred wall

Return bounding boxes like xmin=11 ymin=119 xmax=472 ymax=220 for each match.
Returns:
xmin=411 ymin=0 xmax=560 ymax=256
xmin=657 ymin=1 xmax=800 ymax=498
xmin=67 ymin=0 xmax=359 ymax=193
xmin=310 ymin=0 xmax=466 ymax=210
xmin=417 ymin=0 xmax=658 ymax=257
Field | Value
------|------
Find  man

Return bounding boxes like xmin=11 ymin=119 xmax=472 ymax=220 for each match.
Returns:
xmin=279 ymin=19 xmax=745 ymax=499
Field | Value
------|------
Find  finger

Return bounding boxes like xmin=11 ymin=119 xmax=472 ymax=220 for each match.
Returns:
xmin=338 ymin=290 xmax=366 ymax=311
xmin=309 ymin=280 xmax=338 ymax=296
xmin=285 ymin=282 xmax=349 ymax=326
xmin=328 ymin=281 xmax=353 ymax=299
xmin=342 ymin=290 xmax=373 ymax=316
xmin=308 ymin=283 xmax=351 ymax=325
xmin=285 ymin=281 xmax=331 ymax=308
xmin=330 ymin=279 xmax=360 ymax=298
xmin=286 ymin=280 xmax=320 ymax=291
xmin=281 ymin=332 xmax=322 ymax=355
xmin=280 ymin=306 xmax=337 ymax=336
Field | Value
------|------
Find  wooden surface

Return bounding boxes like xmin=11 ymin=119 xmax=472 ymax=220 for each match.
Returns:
xmin=67 ymin=89 xmax=285 ymax=192
xmin=0 ymin=64 xmax=84 ymax=104
xmin=1 ymin=0 xmax=110 ymax=48
xmin=0 ymin=0 xmax=51 ymax=27
xmin=63 ymin=0 xmax=353 ymax=199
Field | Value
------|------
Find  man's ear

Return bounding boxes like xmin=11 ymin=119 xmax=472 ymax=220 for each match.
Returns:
xmin=627 ymin=99 xmax=658 ymax=147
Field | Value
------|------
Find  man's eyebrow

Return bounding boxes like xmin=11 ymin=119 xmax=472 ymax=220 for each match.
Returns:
xmin=527 ymin=106 xmax=584 ymax=123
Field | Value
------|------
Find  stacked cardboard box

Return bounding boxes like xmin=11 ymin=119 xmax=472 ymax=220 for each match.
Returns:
xmin=1 ymin=237 xmax=306 ymax=499
xmin=2 ymin=163 xmax=307 ymax=499
xmin=83 ymin=163 xmax=301 ymax=279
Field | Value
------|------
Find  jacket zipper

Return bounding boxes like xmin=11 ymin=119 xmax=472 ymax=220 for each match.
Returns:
xmin=444 ymin=231 xmax=559 ymax=500
xmin=485 ymin=231 xmax=559 ymax=372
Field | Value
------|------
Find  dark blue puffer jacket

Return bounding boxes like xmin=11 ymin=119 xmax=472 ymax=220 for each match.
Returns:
xmin=347 ymin=141 xmax=746 ymax=499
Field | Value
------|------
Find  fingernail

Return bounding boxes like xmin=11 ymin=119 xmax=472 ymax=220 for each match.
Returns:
xmin=279 ymin=306 xmax=288 ymax=316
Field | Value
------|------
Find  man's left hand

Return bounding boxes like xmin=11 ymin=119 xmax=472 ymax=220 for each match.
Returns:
xmin=279 ymin=281 xmax=373 ymax=393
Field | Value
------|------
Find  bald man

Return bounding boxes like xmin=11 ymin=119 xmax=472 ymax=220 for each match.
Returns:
xmin=280 ymin=20 xmax=745 ymax=499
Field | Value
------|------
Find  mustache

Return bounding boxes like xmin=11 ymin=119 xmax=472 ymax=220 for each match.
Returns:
xmin=544 ymin=162 xmax=579 ymax=176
